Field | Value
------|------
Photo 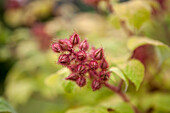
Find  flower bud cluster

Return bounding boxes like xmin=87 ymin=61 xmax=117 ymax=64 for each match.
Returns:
xmin=52 ymin=33 xmax=110 ymax=91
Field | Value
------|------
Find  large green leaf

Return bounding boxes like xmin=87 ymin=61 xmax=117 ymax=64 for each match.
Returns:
xmin=109 ymin=67 xmax=129 ymax=92
xmin=0 ymin=98 xmax=16 ymax=113
xmin=127 ymin=37 xmax=170 ymax=64
xmin=123 ymin=59 xmax=145 ymax=91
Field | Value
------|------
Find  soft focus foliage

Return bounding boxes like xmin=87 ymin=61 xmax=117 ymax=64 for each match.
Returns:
xmin=0 ymin=0 xmax=170 ymax=113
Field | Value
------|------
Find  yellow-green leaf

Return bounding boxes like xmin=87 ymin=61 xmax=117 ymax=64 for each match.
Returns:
xmin=127 ymin=37 xmax=170 ymax=64
xmin=45 ymin=68 xmax=70 ymax=87
xmin=0 ymin=98 xmax=17 ymax=113
xmin=124 ymin=59 xmax=145 ymax=91
xmin=109 ymin=67 xmax=129 ymax=92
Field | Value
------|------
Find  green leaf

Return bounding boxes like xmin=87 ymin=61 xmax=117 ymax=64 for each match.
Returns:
xmin=45 ymin=68 xmax=78 ymax=93
xmin=113 ymin=0 xmax=151 ymax=29
xmin=0 ymin=98 xmax=17 ymax=113
xmin=112 ymin=102 xmax=134 ymax=113
xmin=109 ymin=15 xmax=121 ymax=29
xmin=45 ymin=68 xmax=70 ymax=87
xmin=128 ymin=37 xmax=170 ymax=64
xmin=109 ymin=67 xmax=129 ymax=92
xmin=128 ymin=7 xmax=150 ymax=29
xmin=100 ymin=99 xmax=134 ymax=113
xmin=124 ymin=59 xmax=145 ymax=91
xmin=127 ymin=37 xmax=164 ymax=51
xmin=66 ymin=106 xmax=108 ymax=113
xmin=152 ymin=93 xmax=170 ymax=112
xmin=62 ymin=81 xmax=76 ymax=93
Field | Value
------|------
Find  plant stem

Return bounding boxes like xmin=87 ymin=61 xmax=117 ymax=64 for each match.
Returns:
xmin=105 ymin=0 xmax=134 ymax=37
xmin=104 ymin=82 xmax=140 ymax=113
xmin=118 ymin=79 xmax=123 ymax=92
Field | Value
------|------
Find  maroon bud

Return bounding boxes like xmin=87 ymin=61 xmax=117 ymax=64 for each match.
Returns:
xmin=88 ymin=70 xmax=94 ymax=79
xmin=69 ymin=53 xmax=76 ymax=61
xmin=79 ymin=40 xmax=89 ymax=51
xmin=52 ymin=43 xmax=61 ymax=53
xmin=89 ymin=60 xmax=98 ymax=70
xmin=66 ymin=73 xmax=79 ymax=81
xmin=92 ymin=79 xmax=102 ymax=91
xmin=100 ymin=58 xmax=109 ymax=69
xmin=99 ymin=71 xmax=110 ymax=81
xmin=58 ymin=54 xmax=70 ymax=65
xmin=68 ymin=65 xmax=77 ymax=72
xmin=88 ymin=47 xmax=96 ymax=58
xmin=77 ymin=64 xmax=86 ymax=74
xmin=88 ymin=70 xmax=98 ymax=79
xmin=77 ymin=51 xmax=87 ymax=61
xmin=76 ymin=76 xmax=86 ymax=87
xmin=94 ymin=48 xmax=104 ymax=60
xmin=58 ymin=39 xmax=72 ymax=51
xmin=69 ymin=33 xmax=80 ymax=45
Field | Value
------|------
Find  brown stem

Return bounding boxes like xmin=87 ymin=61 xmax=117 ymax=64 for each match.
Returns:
xmin=104 ymin=82 xmax=140 ymax=113
xmin=118 ymin=79 xmax=123 ymax=92
xmin=104 ymin=0 xmax=134 ymax=36
xmin=120 ymin=20 xmax=134 ymax=36
xmin=104 ymin=0 xmax=114 ymax=13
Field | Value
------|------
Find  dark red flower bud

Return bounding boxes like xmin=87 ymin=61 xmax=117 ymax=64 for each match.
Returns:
xmin=100 ymin=58 xmax=109 ymax=69
xmin=69 ymin=53 xmax=76 ymax=61
xmin=77 ymin=51 xmax=87 ymax=61
xmin=99 ymin=71 xmax=110 ymax=81
xmin=69 ymin=33 xmax=80 ymax=45
xmin=88 ymin=47 xmax=96 ymax=58
xmin=52 ymin=43 xmax=61 ymax=53
xmin=89 ymin=60 xmax=98 ymax=70
xmin=88 ymin=70 xmax=98 ymax=79
xmin=68 ymin=65 xmax=77 ymax=72
xmin=79 ymin=40 xmax=89 ymax=51
xmin=58 ymin=39 xmax=72 ymax=51
xmin=94 ymin=48 xmax=104 ymax=60
xmin=76 ymin=76 xmax=86 ymax=87
xmin=58 ymin=54 xmax=70 ymax=65
xmin=77 ymin=64 xmax=86 ymax=74
xmin=92 ymin=79 xmax=102 ymax=91
xmin=66 ymin=73 xmax=79 ymax=81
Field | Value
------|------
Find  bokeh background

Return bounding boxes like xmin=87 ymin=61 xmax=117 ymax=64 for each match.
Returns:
xmin=0 ymin=0 xmax=170 ymax=113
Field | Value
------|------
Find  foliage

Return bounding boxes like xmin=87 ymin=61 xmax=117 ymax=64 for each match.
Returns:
xmin=0 ymin=0 xmax=170 ymax=113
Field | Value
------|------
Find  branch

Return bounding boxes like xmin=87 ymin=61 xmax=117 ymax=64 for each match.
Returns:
xmin=104 ymin=82 xmax=140 ymax=113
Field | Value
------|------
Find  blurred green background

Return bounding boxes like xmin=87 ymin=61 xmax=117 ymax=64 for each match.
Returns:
xmin=0 ymin=0 xmax=170 ymax=113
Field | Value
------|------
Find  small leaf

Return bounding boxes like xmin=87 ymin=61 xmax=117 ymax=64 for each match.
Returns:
xmin=0 ymin=98 xmax=17 ymax=113
xmin=45 ymin=68 xmax=70 ymax=87
xmin=124 ymin=59 xmax=145 ymax=91
xmin=109 ymin=67 xmax=129 ymax=92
